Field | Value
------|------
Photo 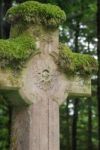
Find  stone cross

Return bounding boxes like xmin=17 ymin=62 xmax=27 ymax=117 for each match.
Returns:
xmin=0 ymin=1 xmax=95 ymax=150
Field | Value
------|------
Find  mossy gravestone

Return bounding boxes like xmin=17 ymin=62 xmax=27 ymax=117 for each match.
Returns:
xmin=0 ymin=1 xmax=97 ymax=150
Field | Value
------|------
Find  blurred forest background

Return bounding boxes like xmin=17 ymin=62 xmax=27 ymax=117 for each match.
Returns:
xmin=0 ymin=0 xmax=99 ymax=150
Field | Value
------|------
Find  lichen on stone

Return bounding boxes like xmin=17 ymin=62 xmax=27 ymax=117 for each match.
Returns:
xmin=59 ymin=44 xmax=97 ymax=76
xmin=0 ymin=34 xmax=36 ymax=69
xmin=6 ymin=1 xmax=66 ymax=27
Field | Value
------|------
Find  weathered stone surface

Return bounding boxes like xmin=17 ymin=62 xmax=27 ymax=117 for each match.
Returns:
xmin=0 ymin=2 xmax=94 ymax=150
xmin=0 ymin=25 xmax=91 ymax=106
xmin=11 ymin=98 xmax=59 ymax=150
xmin=19 ymin=52 xmax=91 ymax=105
xmin=68 ymin=76 xmax=91 ymax=97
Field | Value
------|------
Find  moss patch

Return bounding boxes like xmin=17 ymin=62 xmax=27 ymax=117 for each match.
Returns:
xmin=6 ymin=1 xmax=66 ymax=27
xmin=59 ymin=44 xmax=97 ymax=76
xmin=0 ymin=34 xmax=36 ymax=69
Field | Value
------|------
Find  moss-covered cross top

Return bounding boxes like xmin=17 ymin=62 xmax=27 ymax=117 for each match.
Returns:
xmin=0 ymin=1 xmax=97 ymax=150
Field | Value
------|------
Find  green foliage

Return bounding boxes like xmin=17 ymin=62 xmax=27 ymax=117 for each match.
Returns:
xmin=0 ymin=34 xmax=36 ymax=69
xmin=6 ymin=1 xmax=66 ymax=27
xmin=0 ymin=102 xmax=9 ymax=150
xmin=59 ymin=44 xmax=97 ymax=76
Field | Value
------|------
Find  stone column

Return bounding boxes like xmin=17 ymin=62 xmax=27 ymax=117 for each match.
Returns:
xmin=10 ymin=25 xmax=61 ymax=150
xmin=11 ymin=98 xmax=59 ymax=150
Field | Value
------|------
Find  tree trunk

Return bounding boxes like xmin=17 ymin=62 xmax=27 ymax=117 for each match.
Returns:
xmin=72 ymin=99 xmax=79 ymax=150
xmin=8 ymin=105 xmax=12 ymax=149
xmin=87 ymin=98 xmax=93 ymax=150
xmin=72 ymin=19 xmax=80 ymax=150
xmin=0 ymin=0 xmax=3 ymax=38
xmin=74 ymin=20 xmax=80 ymax=53
xmin=97 ymin=0 xmax=100 ymax=149
xmin=2 ymin=0 xmax=12 ymax=38
xmin=66 ymin=99 xmax=71 ymax=150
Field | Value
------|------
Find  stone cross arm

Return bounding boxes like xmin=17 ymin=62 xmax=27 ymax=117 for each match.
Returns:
xmin=0 ymin=33 xmax=95 ymax=106
xmin=0 ymin=65 xmax=91 ymax=106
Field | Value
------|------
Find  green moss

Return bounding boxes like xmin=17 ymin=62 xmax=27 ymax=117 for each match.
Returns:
xmin=0 ymin=34 xmax=36 ymax=69
xmin=59 ymin=44 xmax=97 ymax=76
xmin=6 ymin=1 xmax=66 ymax=27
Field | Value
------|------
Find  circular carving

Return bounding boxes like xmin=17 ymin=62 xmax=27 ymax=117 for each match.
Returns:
xmin=19 ymin=54 xmax=67 ymax=104
xmin=35 ymin=68 xmax=56 ymax=91
xmin=42 ymin=69 xmax=50 ymax=82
